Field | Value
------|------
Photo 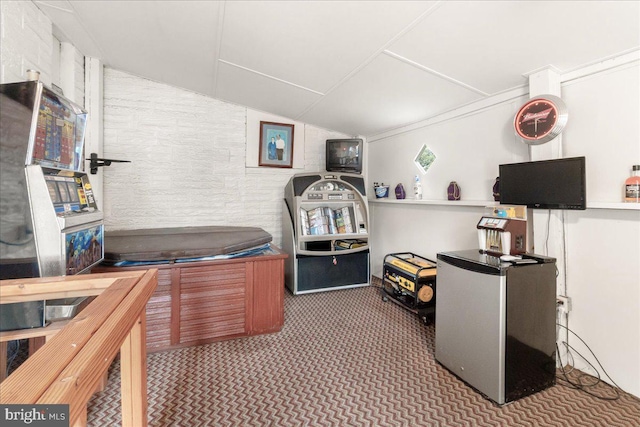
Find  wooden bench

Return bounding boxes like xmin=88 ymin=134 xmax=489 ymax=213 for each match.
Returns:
xmin=0 ymin=270 xmax=158 ymax=427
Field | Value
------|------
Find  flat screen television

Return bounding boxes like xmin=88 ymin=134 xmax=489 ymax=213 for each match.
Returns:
xmin=326 ymin=138 xmax=362 ymax=174
xmin=499 ymin=156 xmax=586 ymax=210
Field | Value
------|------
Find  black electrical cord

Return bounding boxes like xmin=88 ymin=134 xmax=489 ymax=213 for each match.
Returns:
xmin=556 ymin=343 xmax=620 ymax=401
xmin=558 ymin=341 xmax=603 ymax=387
xmin=0 ymin=229 xmax=34 ymax=246
xmin=556 ymin=323 xmax=624 ymax=401
xmin=0 ymin=236 xmax=33 ymax=246
xmin=557 ymin=323 xmax=625 ymax=390
xmin=5 ymin=339 xmax=21 ymax=377
xmin=560 ymin=341 xmax=575 ymax=375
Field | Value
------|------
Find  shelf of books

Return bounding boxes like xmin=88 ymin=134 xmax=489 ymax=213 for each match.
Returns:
xmin=298 ymin=202 xmax=367 ymax=245
xmin=283 ymin=172 xmax=370 ymax=294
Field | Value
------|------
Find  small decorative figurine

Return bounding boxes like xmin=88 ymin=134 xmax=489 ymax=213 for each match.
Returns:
xmin=447 ymin=181 xmax=461 ymax=201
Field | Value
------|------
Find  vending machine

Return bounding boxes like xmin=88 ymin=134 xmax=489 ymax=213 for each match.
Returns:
xmin=0 ymin=79 xmax=104 ymax=330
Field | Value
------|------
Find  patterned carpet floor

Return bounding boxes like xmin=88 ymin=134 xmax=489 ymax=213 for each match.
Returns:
xmin=86 ymin=284 xmax=640 ymax=426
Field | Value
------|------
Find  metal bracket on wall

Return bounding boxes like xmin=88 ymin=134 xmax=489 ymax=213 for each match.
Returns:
xmin=87 ymin=152 xmax=131 ymax=174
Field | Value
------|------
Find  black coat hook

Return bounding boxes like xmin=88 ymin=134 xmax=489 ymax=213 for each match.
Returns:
xmin=87 ymin=152 xmax=131 ymax=174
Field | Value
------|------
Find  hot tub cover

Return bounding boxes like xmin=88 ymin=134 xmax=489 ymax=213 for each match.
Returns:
xmin=103 ymin=226 xmax=273 ymax=263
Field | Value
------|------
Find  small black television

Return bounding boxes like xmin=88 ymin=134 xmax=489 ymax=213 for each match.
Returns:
xmin=499 ymin=156 xmax=586 ymax=210
xmin=326 ymin=138 xmax=362 ymax=174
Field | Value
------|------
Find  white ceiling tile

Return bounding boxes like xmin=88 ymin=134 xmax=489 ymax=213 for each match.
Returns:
xmin=388 ymin=1 xmax=640 ymax=94
xmin=35 ymin=1 xmax=104 ymax=58
xmin=216 ymin=61 xmax=322 ymax=120
xmin=219 ymin=1 xmax=437 ymax=94
xmin=300 ymin=53 xmax=484 ymax=136
xmin=35 ymin=1 xmax=640 ymax=137
xmin=67 ymin=0 xmax=221 ymax=95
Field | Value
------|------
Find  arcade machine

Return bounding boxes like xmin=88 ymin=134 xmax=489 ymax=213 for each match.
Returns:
xmin=0 ymin=77 xmax=104 ymax=331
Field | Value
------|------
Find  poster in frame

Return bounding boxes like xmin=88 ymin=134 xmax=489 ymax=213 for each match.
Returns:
xmin=259 ymin=121 xmax=294 ymax=168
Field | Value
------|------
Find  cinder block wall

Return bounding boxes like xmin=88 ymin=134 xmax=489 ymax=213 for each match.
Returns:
xmin=102 ymin=68 xmax=350 ymax=247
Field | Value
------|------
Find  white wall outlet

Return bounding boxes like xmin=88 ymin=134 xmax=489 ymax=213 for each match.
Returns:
xmin=557 ymin=295 xmax=572 ymax=314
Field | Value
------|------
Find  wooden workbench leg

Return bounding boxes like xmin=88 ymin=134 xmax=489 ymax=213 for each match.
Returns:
xmin=72 ymin=406 xmax=87 ymax=427
xmin=93 ymin=370 xmax=109 ymax=394
xmin=0 ymin=341 xmax=7 ymax=382
xmin=120 ymin=313 xmax=148 ymax=427
xmin=29 ymin=336 xmax=46 ymax=355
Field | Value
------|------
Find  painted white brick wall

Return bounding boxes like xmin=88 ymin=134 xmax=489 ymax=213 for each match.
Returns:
xmin=0 ymin=0 xmax=53 ymax=85
xmin=103 ymin=68 xmax=349 ymax=247
xmin=0 ymin=3 xmax=83 ymax=99
xmin=0 ymin=1 xmax=53 ymax=84
xmin=73 ymin=46 xmax=84 ymax=105
xmin=59 ymin=41 xmax=86 ymax=105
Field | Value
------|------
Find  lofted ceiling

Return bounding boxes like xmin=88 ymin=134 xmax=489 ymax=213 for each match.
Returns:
xmin=36 ymin=1 xmax=640 ymax=138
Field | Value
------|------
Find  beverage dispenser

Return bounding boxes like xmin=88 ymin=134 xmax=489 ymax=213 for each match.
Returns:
xmin=477 ymin=205 xmax=527 ymax=256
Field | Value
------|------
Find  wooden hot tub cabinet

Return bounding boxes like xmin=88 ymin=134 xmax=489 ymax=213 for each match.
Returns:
xmin=92 ymin=246 xmax=287 ymax=352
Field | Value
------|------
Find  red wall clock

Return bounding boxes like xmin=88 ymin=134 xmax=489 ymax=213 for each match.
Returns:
xmin=514 ymin=95 xmax=568 ymax=145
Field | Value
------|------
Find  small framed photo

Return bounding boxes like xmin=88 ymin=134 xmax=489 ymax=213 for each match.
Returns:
xmin=259 ymin=121 xmax=294 ymax=168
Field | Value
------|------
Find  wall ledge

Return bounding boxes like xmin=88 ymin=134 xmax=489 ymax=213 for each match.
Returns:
xmin=369 ymin=199 xmax=497 ymax=207
xmin=370 ymin=199 xmax=640 ymax=211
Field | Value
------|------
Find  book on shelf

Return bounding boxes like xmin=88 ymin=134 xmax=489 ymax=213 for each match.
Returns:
xmin=309 ymin=215 xmax=328 ymax=228
xmin=300 ymin=205 xmax=356 ymax=235
xmin=307 ymin=207 xmax=325 ymax=220
xmin=300 ymin=209 xmax=310 ymax=236
xmin=338 ymin=206 xmax=355 ymax=234
xmin=335 ymin=209 xmax=346 ymax=233
xmin=334 ymin=239 xmax=367 ymax=250
xmin=324 ymin=207 xmax=338 ymax=234
xmin=310 ymin=224 xmax=329 ymax=235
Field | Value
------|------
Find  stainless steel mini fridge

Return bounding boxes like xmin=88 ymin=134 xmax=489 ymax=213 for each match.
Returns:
xmin=435 ymin=250 xmax=556 ymax=405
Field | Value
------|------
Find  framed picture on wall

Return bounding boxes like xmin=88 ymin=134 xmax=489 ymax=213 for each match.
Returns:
xmin=259 ymin=121 xmax=294 ymax=168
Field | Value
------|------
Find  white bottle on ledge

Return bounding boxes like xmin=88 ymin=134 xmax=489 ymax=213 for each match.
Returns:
xmin=413 ymin=175 xmax=423 ymax=200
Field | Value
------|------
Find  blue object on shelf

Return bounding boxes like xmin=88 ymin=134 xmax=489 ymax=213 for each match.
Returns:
xmin=375 ymin=185 xmax=389 ymax=198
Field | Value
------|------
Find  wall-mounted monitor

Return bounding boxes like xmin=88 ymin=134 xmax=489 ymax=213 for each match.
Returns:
xmin=499 ymin=156 xmax=586 ymax=210
xmin=326 ymin=139 xmax=362 ymax=174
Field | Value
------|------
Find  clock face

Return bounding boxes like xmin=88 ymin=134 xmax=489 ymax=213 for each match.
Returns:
xmin=514 ymin=95 xmax=568 ymax=145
